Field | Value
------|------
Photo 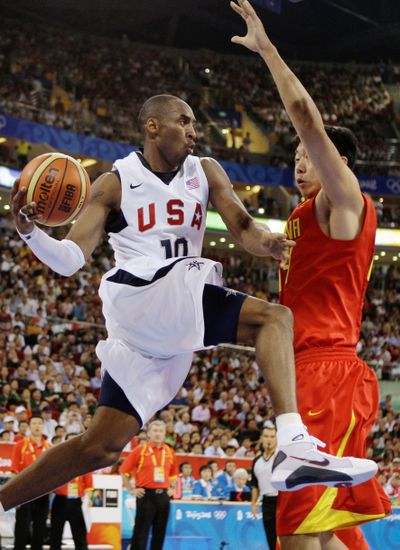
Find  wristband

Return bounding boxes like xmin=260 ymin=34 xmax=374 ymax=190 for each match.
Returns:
xmin=17 ymin=225 xmax=85 ymax=277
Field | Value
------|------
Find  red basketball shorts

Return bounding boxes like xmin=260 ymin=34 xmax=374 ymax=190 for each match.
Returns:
xmin=277 ymin=347 xmax=391 ymax=540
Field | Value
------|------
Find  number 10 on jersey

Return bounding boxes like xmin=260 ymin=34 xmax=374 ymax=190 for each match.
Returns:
xmin=160 ymin=238 xmax=189 ymax=258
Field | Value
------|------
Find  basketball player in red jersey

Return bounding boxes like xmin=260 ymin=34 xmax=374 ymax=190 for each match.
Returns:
xmin=231 ymin=1 xmax=391 ymax=549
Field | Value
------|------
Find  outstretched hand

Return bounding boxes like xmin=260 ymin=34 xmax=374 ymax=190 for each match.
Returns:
xmin=263 ymin=232 xmax=295 ymax=265
xmin=230 ymin=0 xmax=272 ymax=54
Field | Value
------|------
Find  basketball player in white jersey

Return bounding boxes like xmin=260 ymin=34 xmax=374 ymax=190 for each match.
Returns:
xmin=3 ymin=93 xmax=377 ymax=513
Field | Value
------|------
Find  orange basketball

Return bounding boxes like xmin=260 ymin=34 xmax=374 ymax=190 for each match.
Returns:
xmin=19 ymin=152 xmax=91 ymax=227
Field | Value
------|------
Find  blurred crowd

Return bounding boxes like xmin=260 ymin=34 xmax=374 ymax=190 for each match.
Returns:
xmin=0 ymin=213 xmax=399 ymax=502
xmin=0 ymin=18 xmax=398 ymax=177
xmin=0 ymin=22 xmax=201 ymax=148
xmin=194 ymin=55 xmax=397 ymax=174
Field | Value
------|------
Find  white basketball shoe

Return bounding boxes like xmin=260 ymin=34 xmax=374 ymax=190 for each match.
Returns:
xmin=271 ymin=433 xmax=378 ymax=492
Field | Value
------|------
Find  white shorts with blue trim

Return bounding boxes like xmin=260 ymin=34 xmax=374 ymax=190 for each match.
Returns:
xmin=96 ymin=256 xmax=222 ymax=423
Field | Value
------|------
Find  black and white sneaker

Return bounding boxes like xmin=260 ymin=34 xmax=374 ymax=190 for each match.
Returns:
xmin=271 ymin=436 xmax=378 ymax=492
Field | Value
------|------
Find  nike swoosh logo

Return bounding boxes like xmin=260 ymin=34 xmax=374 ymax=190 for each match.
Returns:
xmin=130 ymin=183 xmax=143 ymax=189
xmin=308 ymin=410 xmax=324 ymax=417
xmin=289 ymin=456 xmax=330 ymax=466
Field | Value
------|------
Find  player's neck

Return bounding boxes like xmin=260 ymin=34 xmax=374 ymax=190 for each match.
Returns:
xmin=263 ymin=449 xmax=274 ymax=460
xmin=141 ymin=146 xmax=180 ymax=173
xmin=151 ymin=441 xmax=163 ymax=448
xmin=31 ymin=435 xmax=43 ymax=445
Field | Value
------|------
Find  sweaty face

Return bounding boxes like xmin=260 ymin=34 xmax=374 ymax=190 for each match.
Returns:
xmin=294 ymin=143 xmax=322 ymax=199
xmin=155 ymin=100 xmax=197 ymax=168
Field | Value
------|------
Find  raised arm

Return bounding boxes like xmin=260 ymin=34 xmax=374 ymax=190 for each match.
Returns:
xmin=201 ymin=157 xmax=294 ymax=262
xmin=230 ymin=0 xmax=362 ymax=210
xmin=11 ymin=172 xmax=120 ymax=275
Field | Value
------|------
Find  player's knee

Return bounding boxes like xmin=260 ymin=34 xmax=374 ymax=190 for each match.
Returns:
xmin=273 ymin=303 xmax=293 ymax=331
xmin=78 ymin=433 xmax=122 ymax=469
xmin=261 ymin=302 xmax=293 ymax=333
xmin=281 ymin=533 xmax=320 ymax=550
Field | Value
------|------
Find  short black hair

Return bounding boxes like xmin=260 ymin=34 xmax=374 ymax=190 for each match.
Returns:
xmin=29 ymin=415 xmax=43 ymax=424
xmin=325 ymin=125 xmax=358 ymax=170
xmin=294 ymin=125 xmax=358 ymax=170
xmin=137 ymin=94 xmax=182 ymax=135
xmin=179 ymin=461 xmax=192 ymax=472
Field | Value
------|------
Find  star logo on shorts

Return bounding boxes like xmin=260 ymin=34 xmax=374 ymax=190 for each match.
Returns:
xmin=225 ymin=289 xmax=238 ymax=297
xmin=187 ymin=260 xmax=204 ymax=271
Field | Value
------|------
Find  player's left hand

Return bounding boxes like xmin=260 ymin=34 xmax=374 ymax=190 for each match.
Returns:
xmin=230 ymin=0 xmax=272 ymax=54
xmin=264 ymin=232 xmax=295 ymax=265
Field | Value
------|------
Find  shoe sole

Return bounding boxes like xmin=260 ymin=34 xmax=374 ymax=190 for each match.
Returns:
xmin=271 ymin=466 xmax=377 ymax=492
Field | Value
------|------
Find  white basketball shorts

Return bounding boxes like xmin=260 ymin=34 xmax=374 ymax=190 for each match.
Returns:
xmin=96 ymin=256 xmax=222 ymax=423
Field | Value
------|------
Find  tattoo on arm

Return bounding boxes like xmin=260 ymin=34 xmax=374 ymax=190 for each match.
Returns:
xmin=238 ymin=213 xmax=252 ymax=231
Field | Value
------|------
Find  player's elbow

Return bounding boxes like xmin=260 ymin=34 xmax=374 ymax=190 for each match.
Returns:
xmin=55 ymin=266 xmax=81 ymax=277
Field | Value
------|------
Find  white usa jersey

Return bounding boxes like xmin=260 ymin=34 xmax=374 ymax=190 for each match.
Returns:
xmin=107 ymin=151 xmax=209 ymax=277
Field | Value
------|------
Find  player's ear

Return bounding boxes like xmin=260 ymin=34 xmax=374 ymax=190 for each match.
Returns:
xmin=340 ymin=155 xmax=349 ymax=166
xmin=146 ymin=117 xmax=159 ymax=138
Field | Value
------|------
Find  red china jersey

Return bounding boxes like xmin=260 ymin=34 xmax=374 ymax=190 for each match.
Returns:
xmin=279 ymin=194 xmax=377 ymax=353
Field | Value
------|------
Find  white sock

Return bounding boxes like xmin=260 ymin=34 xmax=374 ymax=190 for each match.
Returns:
xmin=276 ymin=413 xmax=303 ymax=431
xmin=276 ymin=413 xmax=310 ymax=446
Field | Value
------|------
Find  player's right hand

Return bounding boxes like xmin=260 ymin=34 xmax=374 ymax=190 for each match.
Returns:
xmin=10 ymin=179 xmax=42 ymax=234
xmin=251 ymin=502 xmax=258 ymax=518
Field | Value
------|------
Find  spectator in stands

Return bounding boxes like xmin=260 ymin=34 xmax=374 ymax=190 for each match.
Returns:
xmin=0 ymin=305 xmax=12 ymax=333
xmin=206 ymin=460 xmax=219 ymax=481
xmin=241 ymin=418 xmax=261 ymax=442
xmin=62 ymin=410 xmax=84 ymax=435
xmin=204 ymin=436 xmax=225 ymax=457
xmin=384 ymin=473 xmax=400 ymax=504
xmin=191 ymin=398 xmax=211 ymax=423
xmin=15 ymin=420 xmax=29 ymax=442
xmin=216 ymin=460 xmax=237 ymax=496
xmin=54 ymin=425 xmax=66 ymax=441
xmin=173 ymin=462 xmax=195 ymax=499
xmin=225 ymin=468 xmax=251 ymax=501
xmin=214 ymin=390 xmax=228 ymax=412
xmin=119 ymin=420 xmax=177 ymax=550
xmin=164 ymin=421 xmax=177 ymax=448
xmin=236 ymin=436 xmax=253 ymax=457
xmin=0 ymin=430 xmax=10 ymax=441
xmin=90 ymin=367 xmax=102 ymax=391
xmin=192 ymin=465 xmax=219 ymax=499
xmin=177 ymin=432 xmax=191 ymax=454
xmin=3 ymin=416 xmax=16 ymax=441
xmin=41 ymin=405 xmax=58 ymax=440
xmin=11 ymin=415 xmax=51 ymax=550
xmin=190 ymin=443 xmax=204 ymax=455
xmin=50 ymin=433 xmax=93 ymax=550
xmin=15 ymin=405 xmax=28 ymax=424
xmin=174 ymin=411 xmax=194 ymax=437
